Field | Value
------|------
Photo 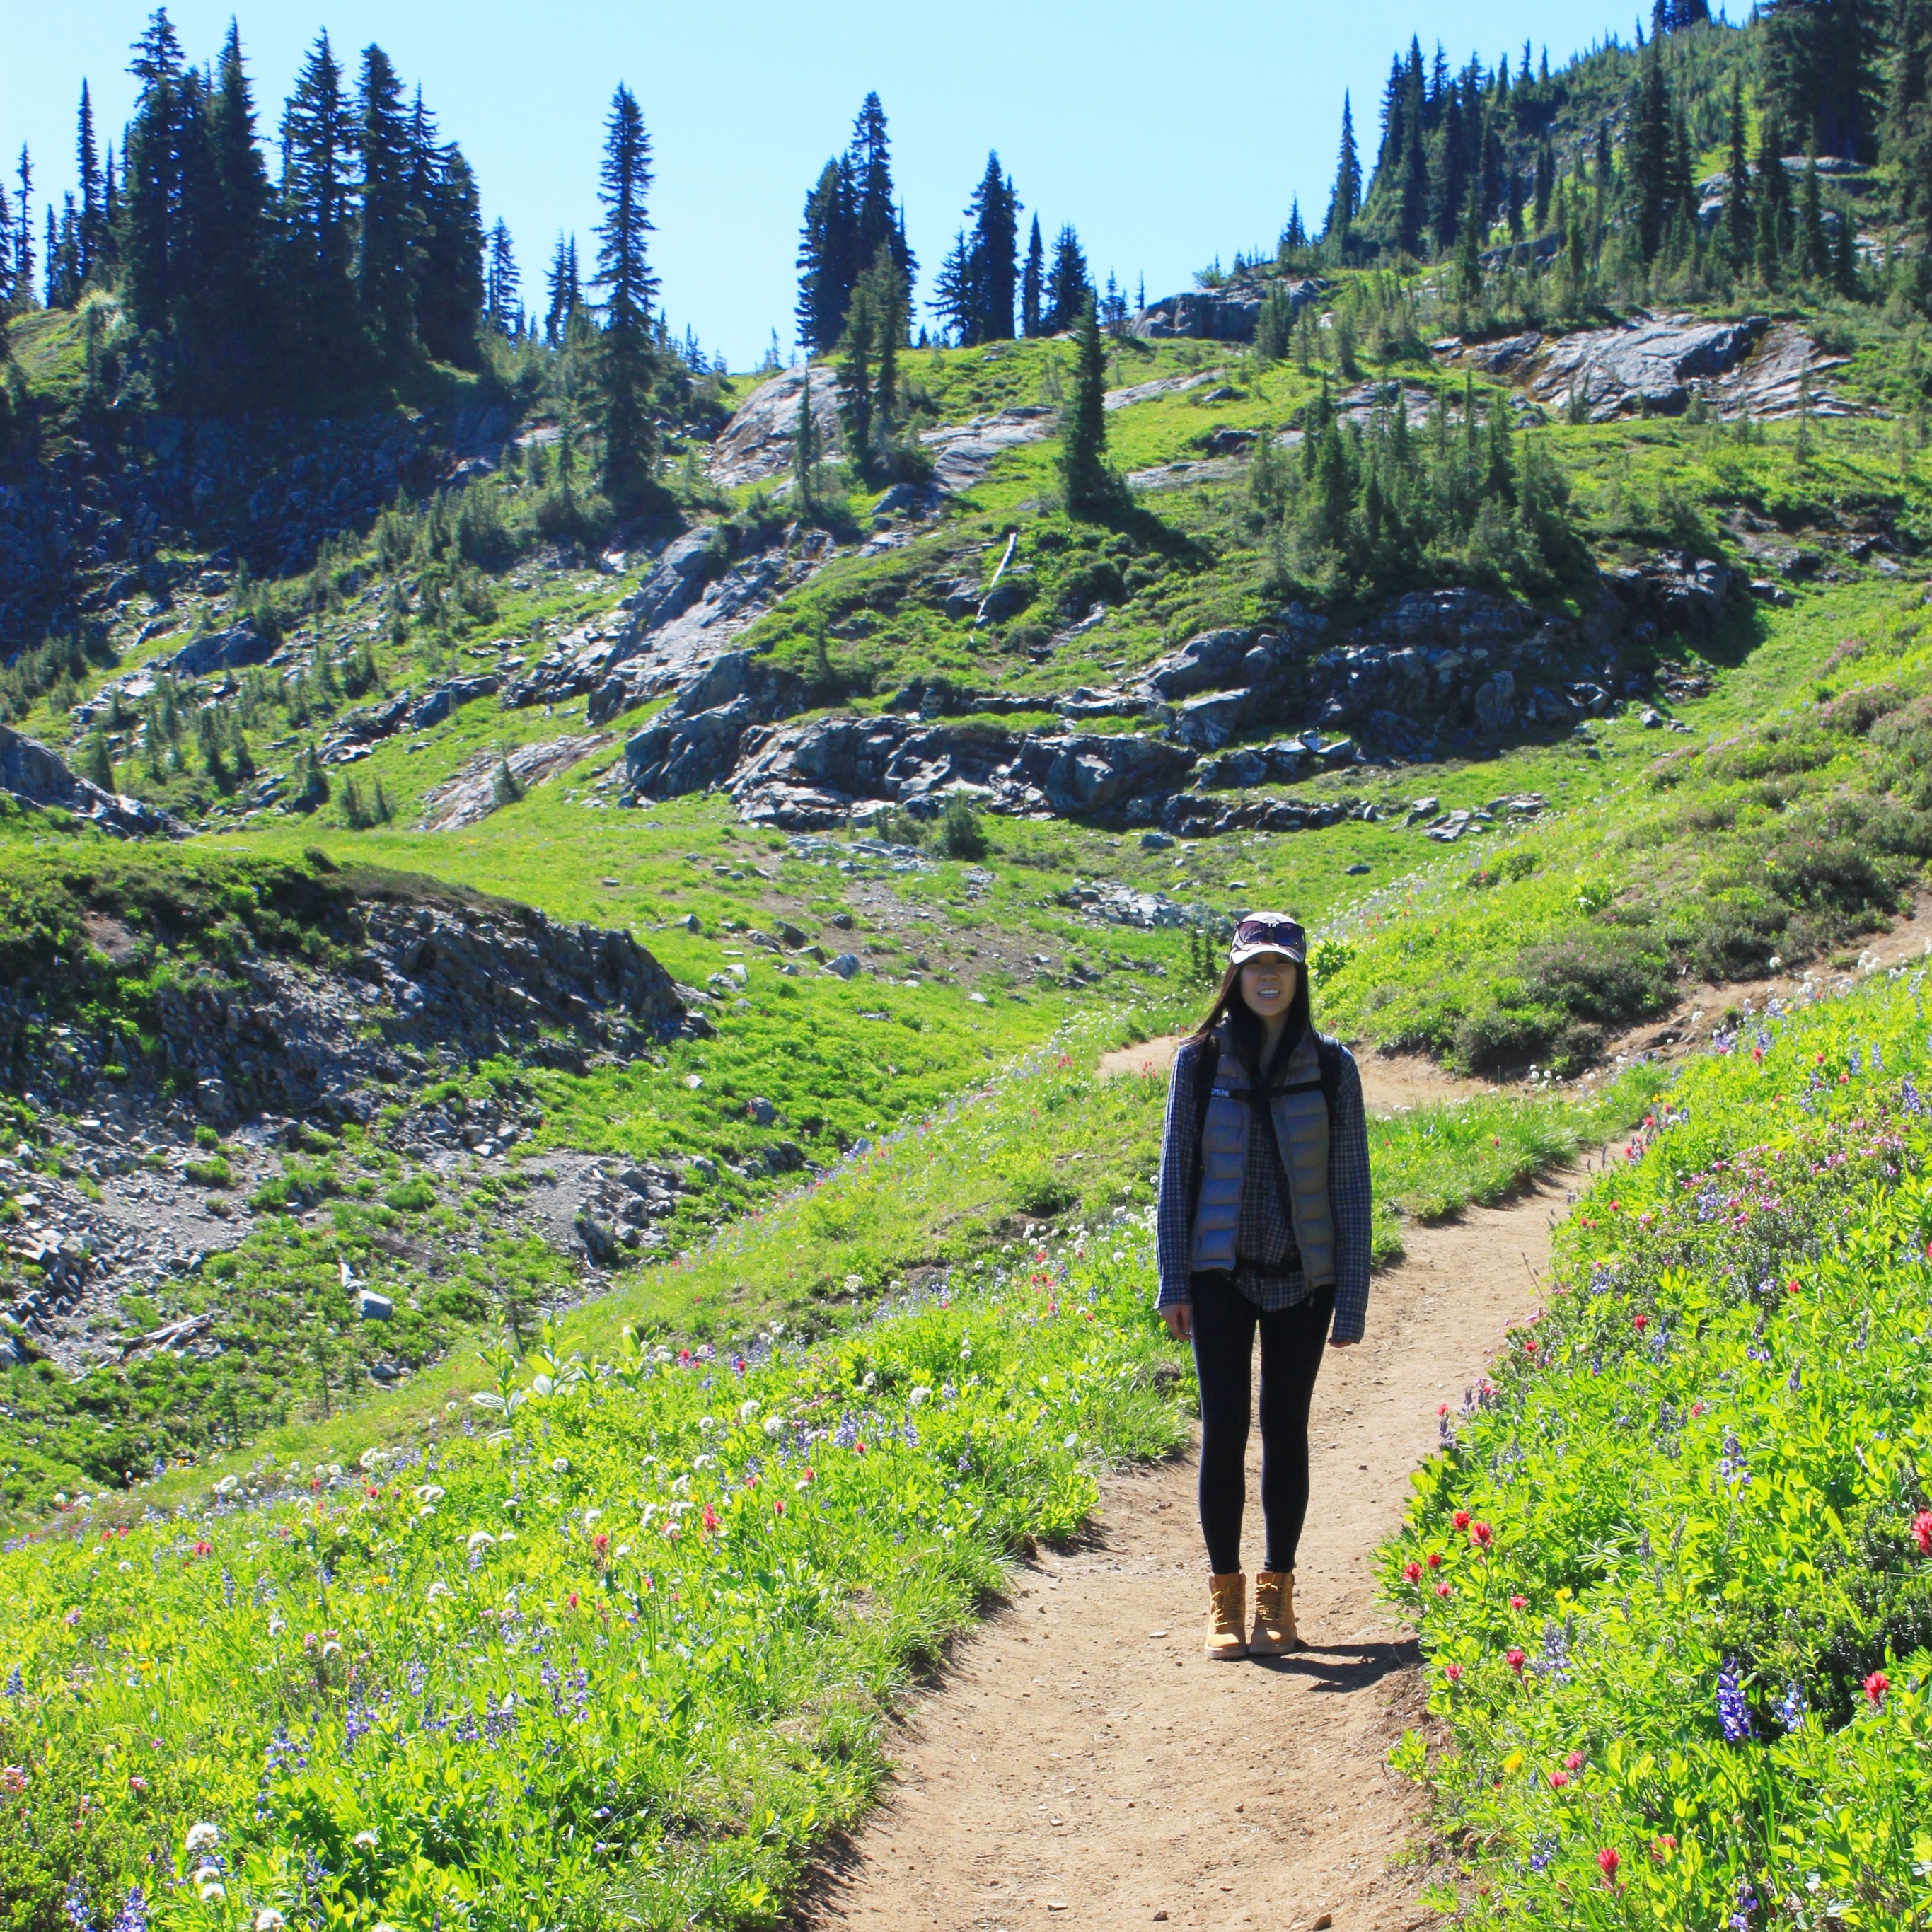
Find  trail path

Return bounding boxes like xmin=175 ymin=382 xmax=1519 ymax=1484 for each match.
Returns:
xmin=804 ymin=1172 xmax=1576 ymax=1932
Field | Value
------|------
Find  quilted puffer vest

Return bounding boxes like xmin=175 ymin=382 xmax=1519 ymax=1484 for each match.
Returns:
xmin=1187 ymin=1022 xmax=1336 ymax=1288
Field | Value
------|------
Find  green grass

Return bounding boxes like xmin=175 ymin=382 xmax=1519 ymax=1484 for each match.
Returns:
xmin=1380 ymin=958 xmax=1932 ymax=1926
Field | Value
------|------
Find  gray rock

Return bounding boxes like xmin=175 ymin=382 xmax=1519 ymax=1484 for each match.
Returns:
xmin=1139 ymin=830 xmax=1174 ymax=849
xmin=195 ymin=1077 xmax=234 ymax=1126
xmin=707 ymin=366 xmax=844 ymax=489
xmin=920 ymin=407 xmax=1056 ymax=492
xmin=166 ymin=619 xmax=279 ymax=677
xmin=1173 ymin=690 xmax=1251 ymax=750
xmin=408 ymin=673 xmax=502 ymax=730
xmin=357 ymin=1288 xmax=393 ymax=1321
xmin=1473 ymin=671 xmax=1517 ymax=734
xmin=746 ymin=1097 xmax=777 ymax=1126
xmin=1530 ymin=313 xmax=1769 ymax=420
xmin=0 ymin=724 xmax=186 ymax=839
xmin=828 ymin=954 xmax=862 ymax=980
xmin=1131 ymin=276 xmax=1326 ymax=342
xmin=1144 ymin=627 xmax=1267 ymax=700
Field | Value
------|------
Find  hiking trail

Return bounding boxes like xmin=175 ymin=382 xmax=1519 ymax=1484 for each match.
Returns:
xmin=803 ymin=1171 xmax=1580 ymax=1931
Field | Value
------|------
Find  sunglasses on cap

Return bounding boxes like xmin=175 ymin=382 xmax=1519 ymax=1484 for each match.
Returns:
xmin=1229 ymin=915 xmax=1306 ymax=961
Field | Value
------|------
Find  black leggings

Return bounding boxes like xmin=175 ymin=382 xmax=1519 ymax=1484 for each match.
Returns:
xmin=1190 ymin=1274 xmax=1334 ymax=1575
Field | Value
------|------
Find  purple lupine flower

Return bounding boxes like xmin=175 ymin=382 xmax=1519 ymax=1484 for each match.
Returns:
xmin=1778 ymin=1682 xmax=1807 ymax=1731
xmin=63 ymin=1878 xmax=93 ymax=1932
xmin=1729 ymin=1878 xmax=1758 ymax=1930
xmin=110 ymin=1890 xmax=146 ymax=1932
xmin=1718 ymin=1660 xmax=1752 ymax=1742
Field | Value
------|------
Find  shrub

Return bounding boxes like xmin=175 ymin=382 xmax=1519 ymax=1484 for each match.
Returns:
xmin=936 ymin=793 xmax=988 ymax=860
xmin=383 ymin=1176 xmax=436 ymax=1213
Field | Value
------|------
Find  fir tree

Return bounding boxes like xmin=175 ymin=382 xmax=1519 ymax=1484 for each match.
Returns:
xmin=13 ymin=148 xmax=33 ymax=313
xmin=591 ymin=82 xmax=659 ymax=504
xmin=1396 ymin=67 xmax=1430 ymax=255
xmin=1020 ymin=215 xmax=1043 ymax=336
xmin=278 ymin=31 xmax=357 ymax=374
xmin=1765 ymin=0 xmax=1880 ymax=160
xmin=1044 ymin=224 xmax=1091 ymax=333
xmin=1534 ymin=136 xmax=1556 ymax=231
xmin=0 ymin=178 xmax=12 ymax=315
xmin=792 ymin=367 xmax=819 ymax=507
xmin=120 ymin=13 xmax=184 ymax=329
xmin=795 ymin=157 xmax=856 ymax=353
xmin=415 ymin=129 xmax=485 ymax=368
xmin=1325 ymin=92 xmax=1363 ymax=241
xmin=1833 ymin=193 xmax=1861 ymax=292
xmin=543 ymin=232 xmax=581 ymax=344
xmin=76 ymin=82 xmax=101 ymax=282
xmin=486 ymin=220 xmax=519 ymax=333
xmin=1725 ymin=71 xmax=1754 ymax=261
xmin=931 ymin=229 xmax=971 ymax=343
xmin=1800 ymin=152 xmax=1830 ymax=277
xmin=962 ymin=154 xmax=1019 ymax=344
xmin=1629 ymin=37 xmax=1672 ymax=260
xmin=354 ymin=46 xmax=417 ymax=359
xmin=1060 ymin=294 xmax=1114 ymax=514
xmin=81 ymin=731 xmax=116 ymax=793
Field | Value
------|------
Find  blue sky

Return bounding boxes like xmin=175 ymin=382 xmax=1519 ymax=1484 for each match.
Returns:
xmin=4 ymin=1 xmax=1646 ymax=368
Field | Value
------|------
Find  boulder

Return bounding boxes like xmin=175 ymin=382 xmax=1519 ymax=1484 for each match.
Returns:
xmin=920 ymin=407 xmax=1056 ymax=492
xmin=707 ymin=366 xmax=844 ymax=489
xmin=1529 ymin=313 xmax=1770 ymax=420
xmin=1143 ymin=626 xmax=1266 ymax=700
xmin=1131 ymin=277 xmax=1326 ymax=342
xmin=0 ymin=724 xmax=186 ymax=838
xmin=167 ymin=619 xmax=278 ymax=677
xmin=1473 ymin=671 xmax=1517 ymax=733
xmin=1173 ymin=689 xmax=1251 ymax=750
xmin=408 ymin=673 xmax=501 ymax=730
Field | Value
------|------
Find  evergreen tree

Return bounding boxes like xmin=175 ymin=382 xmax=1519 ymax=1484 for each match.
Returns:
xmin=1725 ymin=71 xmax=1754 ymax=260
xmin=76 ymin=82 xmax=101 ymax=282
xmin=199 ymin=20 xmax=270 ymax=368
xmin=792 ymin=366 xmax=819 ymax=507
xmin=1060 ymin=294 xmax=1113 ymax=514
xmin=794 ymin=157 xmax=856 ymax=353
xmin=487 ymin=219 xmax=519 ymax=332
xmin=591 ymin=82 xmax=659 ymax=504
xmin=1629 ymin=37 xmax=1672 ymax=259
xmin=1765 ymin=0 xmax=1880 ymax=159
xmin=120 ymin=13 xmax=185 ymax=329
xmin=1890 ymin=0 xmax=1932 ymax=229
xmin=1044 ymin=223 xmax=1091 ymax=332
xmin=1021 ymin=214 xmax=1043 ymax=336
xmin=354 ymin=46 xmax=417 ymax=358
xmin=13 ymin=149 xmax=32 ymax=313
xmin=1433 ymin=84 xmax=1467 ymax=248
xmin=1833 ymin=191 xmax=1861 ymax=291
xmin=1800 ymin=151 xmax=1831 ymax=276
xmin=278 ymin=31 xmax=357 ymax=374
xmin=1281 ymin=200 xmax=1308 ymax=253
xmin=415 ymin=122 xmax=485 ymax=368
xmin=1325 ymin=92 xmax=1363 ymax=241
xmin=543 ymin=232 xmax=581 ymax=344
xmin=1534 ymin=135 xmax=1556 ymax=231
xmin=962 ymin=154 xmax=1019 ymax=344
xmin=1396 ymin=70 xmax=1430 ymax=254
xmin=931 ymin=229 xmax=971 ymax=343
xmin=82 ymin=731 xmax=116 ymax=793
xmin=837 ymin=270 xmax=875 ymax=472
xmin=848 ymin=93 xmax=913 ymax=295
xmin=0 ymin=179 xmax=12 ymax=315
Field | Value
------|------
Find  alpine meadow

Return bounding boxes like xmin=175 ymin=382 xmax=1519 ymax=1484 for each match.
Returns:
xmin=9 ymin=0 xmax=1932 ymax=1925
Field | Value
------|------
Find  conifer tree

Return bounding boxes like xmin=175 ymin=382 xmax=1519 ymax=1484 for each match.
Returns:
xmin=1725 ymin=72 xmax=1754 ymax=262
xmin=1800 ymin=153 xmax=1830 ymax=277
xmin=279 ymin=31 xmax=357 ymax=372
xmin=121 ymin=13 xmax=185 ymax=329
xmin=0 ymin=180 xmax=13 ymax=316
xmin=1765 ymin=0 xmax=1879 ymax=160
xmin=1021 ymin=215 xmax=1043 ymax=336
xmin=961 ymin=154 xmax=1019 ymax=344
xmin=931 ymin=229 xmax=971 ymax=343
xmin=82 ymin=731 xmax=116 ymax=793
xmin=1060 ymin=294 xmax=1113 ymax=514
xmin=1045 ymin=224 xmax=1091 ymax=333
xmin=354 ymin=46 xmax=417 ymax=358
xmin=792 ymin=368 xmax=819 ymax=507
xmin=13 ymin=148 xmax=33 ymax=313
xmin=837 ymin=274 xmax=875 ymax=473
xmin=1833 ymin=193 xmax=1861 ymax=293
xmin=795 ymin=157 xmax=856 ymax=353
xmin=1629 ymin=37 xmax=1672 ymax=259
xmin=414 ymin=127 xmax=485 ymax=368
xmin=1534 ymin=136 xmax=1556 ymax=231
xmin=486 ymin=220 xmax=519 ymax=332
xmin=1325 ymin=93 xmax=1363 ymax=242
xmin=543 ymin=233 xmax=581 ymax=344
xmin=591 ymin=82 xmax=659 ymax=504
xmin=76 ymin=83 xmax=101 ymax=282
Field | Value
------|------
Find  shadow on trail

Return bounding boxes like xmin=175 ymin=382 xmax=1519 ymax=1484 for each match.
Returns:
xmin=1251 ymin=1635 xmax=1421 ymax=1692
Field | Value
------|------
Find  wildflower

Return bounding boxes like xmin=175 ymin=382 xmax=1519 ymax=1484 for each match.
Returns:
xmin=1451 ymin=1510 xmax=1470 ymax=1531
xmin=1470 ymin=1521 xmax=1493 ymax=1551
xmin=775 ymin=1499 xmax=786 ymax=1517
xmin=1433 ymin=1580 xmax=1452 ymax=1599
xmin=908 ymin=1386 xmax=932 ymax=1408
xmin=701 ymin=1503 xmax=720 ymax=1535
xmin=552 ymin=1457 xmax=569 ymax=1473
xmin=1650 ymin=1835 xmax=1677 ymax=1863
xmin=255 ymin=1912 xmax=287 ymax=1931
xmin=763 ymin=1415 xmax=785 ymax=1439
xmin=1402 ymin=1561 xmax=1423 ymax=1585
xmin=466 ymin=1531 xmax=495 ymax=1554
xmin=1442 ymin=1663 xmax=1463 ymax=1684
xmin=1863 ymin=1670 xmax=1889 ymax=1704
xmin=1425 ymin=1551 xmax=1443 ymax=1570
xmin=184 ymin=1822 xmax=220 ymax=1854
xmin=1633 ymin=1313 xmax=1648 ymax=1333
xmin=1911 ymin=1510 xmax=1932 ymax=1556
xmin=739 ymin=1399 xmax=759 ymax=1423
xmin=567 ymin=1592 xmax=579 ymax=1610
xmin=592 ymin=1532 xmax=609 ymax=1561
xmin=1509 ymin=1595 xmax=1528 ymax=1611
xmin=1778 ymin=1682 xmax=1807 ymax=1730
xmin=62 ymin=1608 xmax=81 ymax=1629
xmin=1505 ymin=1648 xmax=1526 ymax=1674
xmin=1597 ymin=1847 xmax=1620 ymax=1885
xmin=352 ymin=1830 xmax=377 ymax=1851
xmin=1565 ymin=1751 xmax=1584 ymax=1772
xmin=0 ymin=1765 xmax=27 ymax=1793
xmin=1717 ymin=1660 xmax=1752 ymax=1743
xmin=1548 ymin=1770 xmax=1567 ymax=1789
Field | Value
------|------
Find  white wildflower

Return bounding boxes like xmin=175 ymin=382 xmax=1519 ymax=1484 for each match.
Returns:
xmin=908 ymin=1387 xmax=932 ymax=1408
xmin=467 ymin=1530 xmax=496 ymax=1553
xmin=551 ymin=1456 xmax=569 ymax=1474
xmin=762 ymin=1415 xmax=785 ymax=1439
xmin=185 ymin=1822 xmax=220 ymax=1853
xmin=739 ymin=1399 xmax=759 ymax=1422
xmin=255 ymin=1910 xmax=287 ymax=1931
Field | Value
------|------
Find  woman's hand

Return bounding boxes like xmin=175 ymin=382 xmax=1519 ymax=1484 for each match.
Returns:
xmin=1160 ymin=1304 xmax=1192 ymax=1341
xmin=1328 ymin=1336 xmax=1357 ymax=1350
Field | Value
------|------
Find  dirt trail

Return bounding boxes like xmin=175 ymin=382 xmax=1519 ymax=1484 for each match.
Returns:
xmin=804 ymin=1172 xmax=1575 ymax=1932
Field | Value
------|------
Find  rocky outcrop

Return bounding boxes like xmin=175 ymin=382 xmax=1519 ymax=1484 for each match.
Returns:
xmin=0 ymin=406 xmax=510 ymax=636
xmin=420 ymin=732 xmax=613 ymax=832
xmin=0 ymin=724 xmax=186 ymax=838
xmin=920 ymin=406 xmax=1056 ymax=491
xmin=1130 ymin=277 xmax=1327 ymax=342
xmin=166 ymin=618 xmax=279 ymax=677
xmin=1137 ymin=567 xmax=1728 ymax=758
xmin=707 ymin=366 xmax=845 ymax=488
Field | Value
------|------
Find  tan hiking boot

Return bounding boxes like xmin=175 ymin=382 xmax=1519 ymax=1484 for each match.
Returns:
xmin=1205 ymin=1571 xmax=1247 ymax=1659
xmin=1249 ymin=1570 xmax=1298 ymax=1655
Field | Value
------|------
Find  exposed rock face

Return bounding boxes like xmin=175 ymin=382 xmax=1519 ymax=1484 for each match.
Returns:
xmin=166 ymin=619 xmax=279 ymax=677
xmin=1501 ymin=313 xmax=1856 ymax=422
xmin=420 ymin=732 xmax=613 ymax=832
xmin=920 ymin=407 xmax=1056 ymax=491
xmin=0 ymin=724 xmax=185 ymax=838
xmin=0 ymin=406 xmax=510 ymax=635
xmin=706 ymin=366 xmax=844 ymax=489
xmin=1130 ymin=277 xmax=1327 ymax=341
xmin=1590 ymin=553 xmax=1732 ymax=645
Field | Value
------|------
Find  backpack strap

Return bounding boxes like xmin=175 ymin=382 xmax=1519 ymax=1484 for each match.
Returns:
xmin=1188 ymin=1034 xmax=1222 ymax=1226
xmin=1315 ymin=1032 xmax=1343 ymax=1114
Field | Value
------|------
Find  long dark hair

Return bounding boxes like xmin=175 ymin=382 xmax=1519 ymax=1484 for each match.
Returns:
xmin=1186 ymin=955 xmax=1313 ymax=1073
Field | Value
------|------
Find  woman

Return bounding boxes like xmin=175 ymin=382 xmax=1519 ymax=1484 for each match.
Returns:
xmin=1155 ymin=913 xmax=1372 ymax=1660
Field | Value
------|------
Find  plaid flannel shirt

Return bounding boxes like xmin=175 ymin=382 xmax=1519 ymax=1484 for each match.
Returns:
xmin=1155 ymin=1032 xmax=1373 ymax=1343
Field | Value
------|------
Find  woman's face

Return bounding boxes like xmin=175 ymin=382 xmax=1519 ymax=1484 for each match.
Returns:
xmin=1238 ymin=954 xmax=1300 ymax=1024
